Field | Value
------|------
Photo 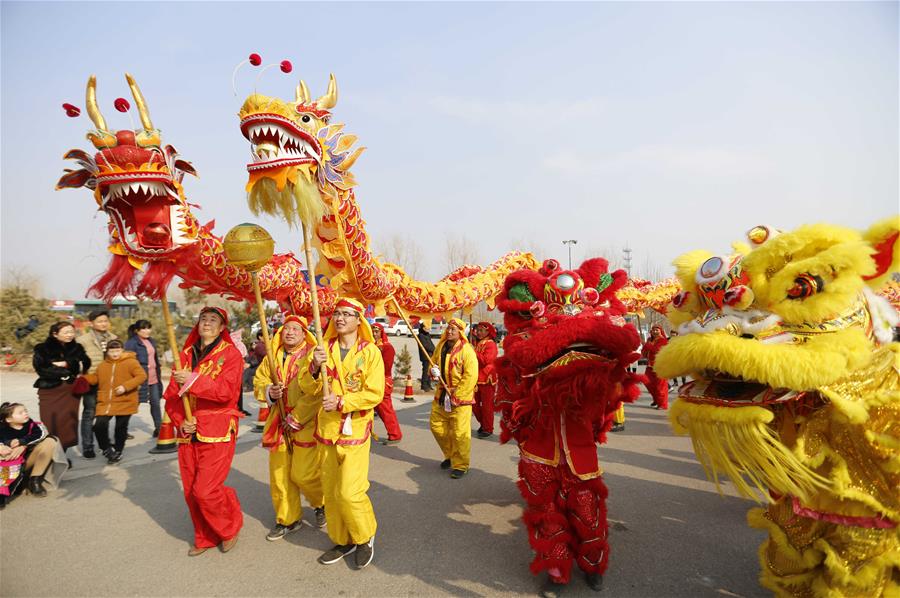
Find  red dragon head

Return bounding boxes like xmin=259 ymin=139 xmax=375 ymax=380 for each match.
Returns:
xmin=494 ymin=258 xmax=643 ymax=441
xmin=57 ymin=75 xmax=200 ymax=262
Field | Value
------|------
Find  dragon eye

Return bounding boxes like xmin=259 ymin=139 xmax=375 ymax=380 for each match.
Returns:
xmin=301 ymin=115 xmax=311 ymax=123
xmin=555 ymin=273 xmax=576 ymax=290
xmin=698 ymin=256 xmax=724 ymax=282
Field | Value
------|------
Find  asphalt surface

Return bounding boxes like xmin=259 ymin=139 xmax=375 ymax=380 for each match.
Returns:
xmin=0 ymin=345 xmax=767 ymax=598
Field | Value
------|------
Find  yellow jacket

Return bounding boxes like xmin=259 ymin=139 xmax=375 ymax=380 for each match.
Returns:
xmin=431 ymin=337 xmax=478 ymax=407
xmin=253 ymin=340 xmax=317 ymax=447
xmin=298 ymin=337 xmax=385 ymax=445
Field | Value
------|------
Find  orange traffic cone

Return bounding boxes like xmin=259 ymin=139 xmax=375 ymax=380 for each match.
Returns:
xmin=254 ymin=405 xmax=269 ymax=433
xmin=403 ymin=375 xmax=415 ymax=402
xmin=148 ymin=411 xmax=178 ymax=454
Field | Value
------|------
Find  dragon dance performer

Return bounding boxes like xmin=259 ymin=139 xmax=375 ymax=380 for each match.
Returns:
xmin=300 ymin=297 xmax=384 ymax=570
xmin=371 ymin=323 xmax=402 ymax=444
xmin=641 ymin=325 xmax=669 ymax=409
xmin=429 ymin=318 xmax=478 ymax=479
xmin=495 ymin=258 xmax=643 ymax=597
xmin=164 ymin=307 xmax=244 ymax=557
xmin=473 ymin=322 xmax=499 ymax=439
xmin=253 ymin=315 xmax=326 ymax=541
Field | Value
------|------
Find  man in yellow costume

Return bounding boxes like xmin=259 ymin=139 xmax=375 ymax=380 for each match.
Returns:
xmin=429 ymin=318 xmax=478 ymax=479
xmin=253 ymin=315 xmax=325 ymax=541
xmin=300 ymin=297 xmax=384 ymax=570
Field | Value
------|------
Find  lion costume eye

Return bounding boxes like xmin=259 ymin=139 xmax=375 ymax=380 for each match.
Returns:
xmin=787 ymin=273 xmax=825 ymax=300
xmin=508 ymin=283 xmax=536 ymax=303
xmin=697 ymin=256 xmax=725 ymax=283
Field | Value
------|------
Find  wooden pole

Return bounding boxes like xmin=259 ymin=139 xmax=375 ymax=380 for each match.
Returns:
xmin=251 ymin=272 xmax=292 ymax=453
xmin=389 ymin=296 xmax=450 ymax=390
xmin=160 ymin=294 xmax=192 ymax=422
xmin=300 ymin=221 xmax=330 ymax=394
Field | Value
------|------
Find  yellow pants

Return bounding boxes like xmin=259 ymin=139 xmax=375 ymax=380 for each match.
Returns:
xmin=430 ymin=402 xmax=472 ymax=471
xmin=321 ymin=440 xmax=377 ymax=546
xmin=613 ymin=404 xmax=625 ymax=425
xmin=268 ymin=443 xmax=324 ymax=526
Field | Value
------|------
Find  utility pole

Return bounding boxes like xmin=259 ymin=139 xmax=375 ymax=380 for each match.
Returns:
xmin=562 ymin=239 xmax=577 ymax=269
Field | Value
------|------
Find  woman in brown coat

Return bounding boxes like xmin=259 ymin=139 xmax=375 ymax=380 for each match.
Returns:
xmin=82 ymin=340 xmax=146 ymax=464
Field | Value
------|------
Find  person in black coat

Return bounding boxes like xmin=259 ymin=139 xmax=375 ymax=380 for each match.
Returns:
xmin=124 ymin=320 xmax=163 ymax=436
xmin=32 ymin=321 xmax=90 ymax=453
xmin=416 ymin=322 xmax=435 ymax=392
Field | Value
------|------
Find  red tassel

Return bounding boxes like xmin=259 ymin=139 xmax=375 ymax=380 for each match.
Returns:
xmin=136 ymin=261 xmax=178 ymax=300
xmin=87 ymin=254 xmax=139 ymax=303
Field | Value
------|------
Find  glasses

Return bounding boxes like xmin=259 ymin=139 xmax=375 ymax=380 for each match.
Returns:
xmin=333 ymin=311 xmax=360 ymax=320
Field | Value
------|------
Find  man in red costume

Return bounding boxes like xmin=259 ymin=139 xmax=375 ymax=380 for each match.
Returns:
xmin=164 ymin=306 xmax=244 ymax=556
xmin=472 ymin=322 xmax=499 ymax=439
xmin=641 ymin=325 xmax=669 ymax=409
xmin=371 ymin=323 xmax=402 ymax=445
xmin=495 ymin=259 xmax=643 ymax=597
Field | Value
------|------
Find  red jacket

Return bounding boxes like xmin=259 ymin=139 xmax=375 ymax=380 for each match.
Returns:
xmin=164 ymin=336 xmax=244 ymax=443
xmin=475 ymin=339 xmax=498 ymax=385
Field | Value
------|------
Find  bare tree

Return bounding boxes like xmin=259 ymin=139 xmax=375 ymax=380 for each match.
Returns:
xmin=508 ymin=236 xmax=548 ymax=261
xmin=1 ymin=265 xmax=43 ymax=295
xmin=444 ymin=234 xmax=480 ymax=273
xmin=583 ymin=245 xmax=625 ymax=271
xmin=375 ymin=234 xmax=423 ymax=279
xmin=637 ymin=254 xmax=667 ymax=281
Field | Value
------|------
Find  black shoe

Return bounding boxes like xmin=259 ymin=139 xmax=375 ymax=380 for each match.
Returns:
xmin=126 ymin=433 xmax=134 ymax=440
xmin=439 ymin=459 xmax=451 ymax=470
xmin=354 ymin=538 xmax=374 ymax=569
xmin=0 ymin=494 xmax=7 ymax=509
xmin=610 ymin=424 xmax=625 ymax=433
xmin=318 ymin=544 xmax=356 ymax=565
xmin=586 ymin=572 xmax=603 ymax=591
xmin=476 ymin=430 xmax=493 ymax=439
xmin=83 ymin=448 xmax=96 ymax=459
xmin=540 ymin=577 xmax=567 ymax=598
xmin=66 ymin=458 xmax=73 ymax=469
xmin=314 ymin=506 xmax=326 ymax=528
xmin=241 ymin=410 xmax=253 ymax=417
xmin=266 ymin=521 xmax=301 ymax=541
xmin=27 ymin=476 xmax=47 ymax=498
xmin=107 ymin=450 xmax=123 ymax=464
xmin=101 ymin=448 xmax=114 ymax=460
xmin=152 ymin=428 xmax=159 ymax=438
xmin=450 ymin=469 xmax=467 ymax=479
xmin=381 ymin=438 xmax=401 ymax=446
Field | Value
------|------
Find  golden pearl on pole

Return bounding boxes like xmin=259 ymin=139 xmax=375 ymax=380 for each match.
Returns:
xmin=223 ymin=223 xmax=274 ymax=272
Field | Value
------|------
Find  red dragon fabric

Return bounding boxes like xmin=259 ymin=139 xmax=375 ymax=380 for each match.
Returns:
xmin=494 ymin=258 xmax=643 ymax=589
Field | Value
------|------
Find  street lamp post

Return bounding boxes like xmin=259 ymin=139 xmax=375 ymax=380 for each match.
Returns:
xmin=562 ymin=239 xmax=577 ymax=269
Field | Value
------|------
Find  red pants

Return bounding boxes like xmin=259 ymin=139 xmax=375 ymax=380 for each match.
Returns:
xmin=473 ymin=383 xmax=495 ymax=434
xmin=374 ymin=379 xmax=402 ymax=441
xmin=518 ymin=458 xmax=609 ymax=584
xmin=178 ymin=440 xmax=243 ymax=548
xmin=644 ymin=367 xmax=669 ymax=409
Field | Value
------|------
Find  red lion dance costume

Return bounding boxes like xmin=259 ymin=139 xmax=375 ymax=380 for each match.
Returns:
xmin=495 ymin=258 xmax=643 ymax=596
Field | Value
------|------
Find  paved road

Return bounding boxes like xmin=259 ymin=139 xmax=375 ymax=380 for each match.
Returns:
xmin=0 ymin=367 xmax=766 ymax=598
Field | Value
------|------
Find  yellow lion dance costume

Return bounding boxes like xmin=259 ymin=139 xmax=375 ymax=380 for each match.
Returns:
xmin=655 ymin=218 xmax=900 ymax=597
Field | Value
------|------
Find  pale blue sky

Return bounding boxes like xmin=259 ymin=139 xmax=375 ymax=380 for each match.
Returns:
xmin=2 ymin=1 xmax=897 ymax=298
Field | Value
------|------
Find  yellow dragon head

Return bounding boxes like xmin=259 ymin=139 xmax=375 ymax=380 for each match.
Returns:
xmin=238 ymin=75 xmax=364 ymax=227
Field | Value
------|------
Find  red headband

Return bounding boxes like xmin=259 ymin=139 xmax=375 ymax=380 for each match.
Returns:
xmin=335 ymin=298 xmax=364 ymax=314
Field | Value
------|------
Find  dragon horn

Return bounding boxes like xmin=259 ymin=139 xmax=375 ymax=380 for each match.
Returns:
xmin=86 ymin=75 xmax=108 ymax=131
xmin=125 ymin=73 xmax=153 ymax=130
xmin=315 ymin=74 xmax=338 ymax=111
xmin=296 ymin=80 xmax=311 ymax=104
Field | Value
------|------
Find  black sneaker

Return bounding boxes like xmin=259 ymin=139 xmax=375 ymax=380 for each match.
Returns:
xmin=266 ymin=521 xmax=301 ymax=541
xmin=126 ymin=433 xmax=135 ymax=440
xmin=318 ymin=544 xmax=356 ymax=565
xmin=610 ymin=423 xmax=625 ymax=433
xmin=586 ymin=572 xmax=603 ymax=592
xmin=450 ymin=469 xmax=467 ymax=479
xmin=314 ymin=507 xmax=326 ymax=528
xmin=540 ymin=578 xmax=566 ymax=598
xmin=381 ymin=438 xmax=401 ymax=445
xmin=152 ymin=428 xmax=159 ymax=438
xmin=476 ymin=430 xmax=493 ymax=439
xmin=101 ymin=448 xmax=114 ymax=460
xmin=354 ymin=538 xmax=374 ymax=569
xmin=107 ymin=450 xmax=123 ymax=464
xmin=439 ymin=459 xmax=451 ymax=470
xmin=83 ymin=448 xmax=96 ymax=459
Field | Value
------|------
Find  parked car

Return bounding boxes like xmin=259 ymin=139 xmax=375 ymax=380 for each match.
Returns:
xmin=372 ymin=316 xmax=412 ymax=337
